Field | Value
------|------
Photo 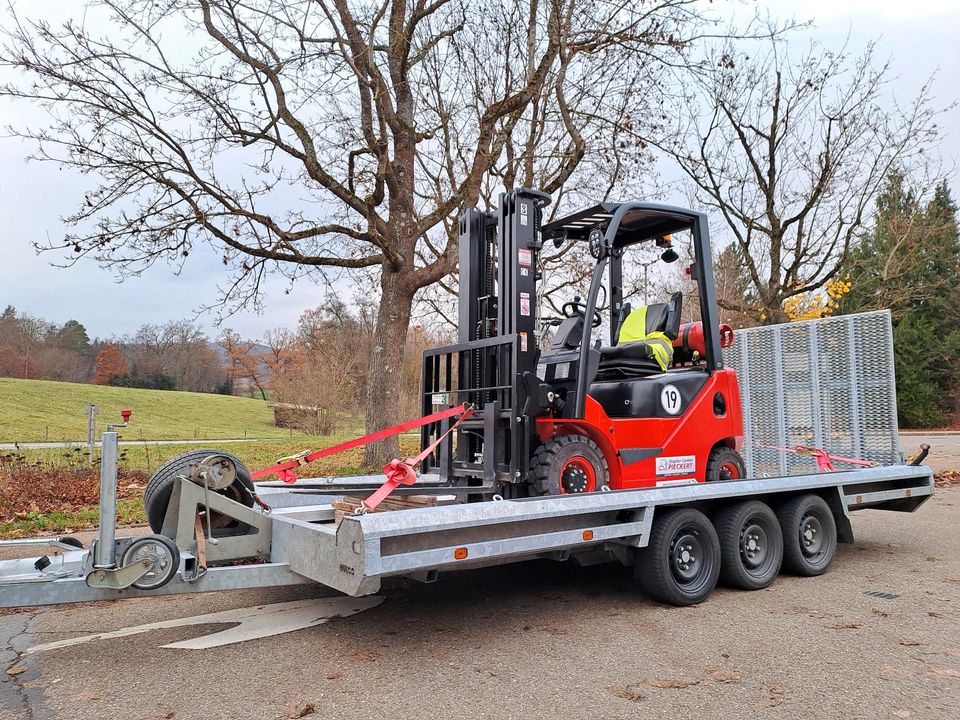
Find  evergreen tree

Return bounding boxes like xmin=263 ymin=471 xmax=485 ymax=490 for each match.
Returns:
xmin=55 ymin=320 xmax=91 ymax=356
xmin=841 ymin=175 xmax=960 ymax=427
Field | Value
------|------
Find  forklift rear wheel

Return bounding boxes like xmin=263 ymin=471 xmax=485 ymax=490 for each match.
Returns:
xmin=778 ymin=494 xmax=837 ymax=576
xmin=706 ymin=446 xmax=746 ymax=482
xmin=144 ymin=450 xmax=256 ymax=533
xmin=635 ymin=508 xmax=721 ymax=606
xmin=530 ymin=435 xmax=609 ymax=495
xmin=715 ymin=500 xmax=783 ymax=590
xmin=121 ymin=534 xmax=180 ymax=590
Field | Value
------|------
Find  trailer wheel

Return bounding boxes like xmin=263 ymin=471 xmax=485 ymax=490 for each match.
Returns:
xmin=530 ymin=434 xmax=609 ymax=495
xmin=120 ymin=534 xmax=180 ymax=590
xmin=144 ymin=449 xmax=255 ymax=533
xmin=778 ymin=494 xmax=837 ymax=576
xmin=706 ymin=446 xmax=746 ymax=482
xmin=635 ymin=508 xmax=721 ymax=606
xmin=715 ymin=500 xmax=783 ymax=590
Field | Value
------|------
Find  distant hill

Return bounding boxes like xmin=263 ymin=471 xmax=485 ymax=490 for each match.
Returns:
xmin=0 ymin=377 xmax=298 ymax=442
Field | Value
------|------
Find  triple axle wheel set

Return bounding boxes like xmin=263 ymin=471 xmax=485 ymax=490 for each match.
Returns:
xmin=635 ymin=493 xmax=836 ymax=605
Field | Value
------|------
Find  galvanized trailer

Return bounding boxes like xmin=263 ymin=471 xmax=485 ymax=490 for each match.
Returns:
xmin=0 ymin=191 xmax=935 ymax=608
xmin=0 ymin=460 xmax=933 ymax=608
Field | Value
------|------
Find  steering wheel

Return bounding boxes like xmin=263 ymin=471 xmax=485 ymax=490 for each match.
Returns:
xmin=561 ymin=299 xmax=602 ymax=328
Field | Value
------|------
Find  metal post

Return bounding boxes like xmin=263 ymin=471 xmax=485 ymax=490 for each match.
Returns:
xmin=86 ymin=403 xmax=99 ymax=466
xmin=94 ymin=430 xmax=119 ymax=568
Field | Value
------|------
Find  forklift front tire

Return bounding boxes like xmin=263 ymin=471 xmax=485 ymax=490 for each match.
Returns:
xmin=530 ymin=434 xmax=609 ymax=495
xmin=635 ymin=507 xmax=721 ymax=606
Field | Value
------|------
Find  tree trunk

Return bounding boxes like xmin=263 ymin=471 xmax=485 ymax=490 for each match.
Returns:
xmin=363 ymin=267 xmax=415 ymax=466
xmin=760 ymin=305 xmax=789 ymax=325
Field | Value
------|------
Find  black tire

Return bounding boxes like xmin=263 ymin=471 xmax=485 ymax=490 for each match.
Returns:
xmin=530 ymin=434 xmax=609 ymax=495
xmin=705 ymin=446 xmax=746 ymax=482
xmin=778 ymin=494 xmax=837 ymax=576
xmin=120 ymin=534 xmax=180 ymax=590
xmin=144 ymin=449 xmax=255 ymax=533
xmin=636 ymin=507 xmax=721 ymax=606
xmin=715 ymin=500 xmax=783 ymax=590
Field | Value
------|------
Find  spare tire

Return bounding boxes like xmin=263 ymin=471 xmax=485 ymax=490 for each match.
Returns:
xmin=144 ymin=449 xmax=255 ymax=533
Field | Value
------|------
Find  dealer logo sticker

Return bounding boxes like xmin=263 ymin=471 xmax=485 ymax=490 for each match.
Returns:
xmin=656 ymin=455 xmax=696 ymax=476
xmin=660 ymin=384 xmax=682 ymax=415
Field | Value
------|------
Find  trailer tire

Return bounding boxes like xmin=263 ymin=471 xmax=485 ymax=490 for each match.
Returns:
xmin=706 ymin=446 xmax=746 ymax=482
xmin=778 ymin=494 xmax=836 ymax=576
xmin=635 ymin=508 xmax=721 ymax=606
xmin=530 ymin=435 xmax=609 ymax=495
xmin=715 ymin=500 xmax=783 ymax=590
xmin=144 ymin=449 xmax=255 ymax=533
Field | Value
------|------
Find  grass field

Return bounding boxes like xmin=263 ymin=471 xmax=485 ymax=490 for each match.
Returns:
xmin=0 ymin=377 xmax=315 ymax=442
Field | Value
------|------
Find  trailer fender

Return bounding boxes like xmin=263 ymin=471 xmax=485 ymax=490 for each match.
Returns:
xmin=827 ymin=486 xmax=855 ymax=543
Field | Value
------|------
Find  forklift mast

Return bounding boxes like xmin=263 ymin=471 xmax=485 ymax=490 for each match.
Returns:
xmin=421 ymin=188 xmax=549 ymax=493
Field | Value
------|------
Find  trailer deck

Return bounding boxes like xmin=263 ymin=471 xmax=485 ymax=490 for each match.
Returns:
xmin=0 ymin=463 xmax=933 ymax=608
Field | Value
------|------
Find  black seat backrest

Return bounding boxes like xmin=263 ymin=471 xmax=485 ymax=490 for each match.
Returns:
xmin=635 ymin=291 xmax=683 ymax=341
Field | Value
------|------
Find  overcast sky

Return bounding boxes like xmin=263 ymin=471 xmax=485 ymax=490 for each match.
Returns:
xmin=0 ymin=0 xmax=956 ymax=340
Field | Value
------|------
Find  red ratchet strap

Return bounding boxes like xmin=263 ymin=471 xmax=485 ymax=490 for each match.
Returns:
xmin=251 ymin=402 xmax=472 ymax=484
xmin=759 ymin=444 xmax=876 ymax=473
xmin=364 ymin=406 xmax=474 ymax=512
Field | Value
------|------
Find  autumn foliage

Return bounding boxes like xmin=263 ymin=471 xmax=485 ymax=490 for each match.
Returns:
xmin=93 ymin=343 xmax=128 ymax=385
xmin=0 ymin=452 xmax=146 ymax=523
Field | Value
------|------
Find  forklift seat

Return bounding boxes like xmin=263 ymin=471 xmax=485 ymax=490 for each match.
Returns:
xmin=595 ymin=292 xmax=682 ymax=381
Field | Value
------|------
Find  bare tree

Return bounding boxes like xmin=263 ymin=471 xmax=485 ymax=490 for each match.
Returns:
xmin=128 ymin=320 xmax=223 ymax=391
xmin=1 ymin=0 xmax=730 ymax=461
xmin=218 ymin=329 xmax=268 ymax=400
xmin=650 ymin=37 xmax=942 ymax=323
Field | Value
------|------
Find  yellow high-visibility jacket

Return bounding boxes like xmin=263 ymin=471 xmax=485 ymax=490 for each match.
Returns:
xmin=617 ymin=305 xmax=674 ymax=372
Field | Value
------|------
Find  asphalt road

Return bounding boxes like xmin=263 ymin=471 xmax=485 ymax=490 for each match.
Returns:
xmin=1 ymin=487 xmax=958 ymax=720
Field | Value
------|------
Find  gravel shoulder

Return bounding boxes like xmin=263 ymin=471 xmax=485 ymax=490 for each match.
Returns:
xmin=2 ymin=488 xmax=958 ymax=720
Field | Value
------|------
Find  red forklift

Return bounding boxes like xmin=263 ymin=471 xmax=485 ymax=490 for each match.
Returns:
xmin=420 ymin=188 xmax=745 ymax=499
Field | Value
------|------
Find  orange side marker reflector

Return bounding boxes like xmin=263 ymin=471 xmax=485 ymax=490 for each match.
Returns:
xmin=583 ymin=530 xmax=594 ymax=541
xmin=454 ymin=547 xmax=468 ymax=560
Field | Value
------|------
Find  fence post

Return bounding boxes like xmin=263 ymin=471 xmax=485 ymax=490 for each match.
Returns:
xmin=85 ymin=404 xmax=99 ymax=466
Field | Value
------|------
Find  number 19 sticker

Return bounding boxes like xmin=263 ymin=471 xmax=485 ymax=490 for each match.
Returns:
xmin=660 ymin=384 xmax=682 ymax=415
